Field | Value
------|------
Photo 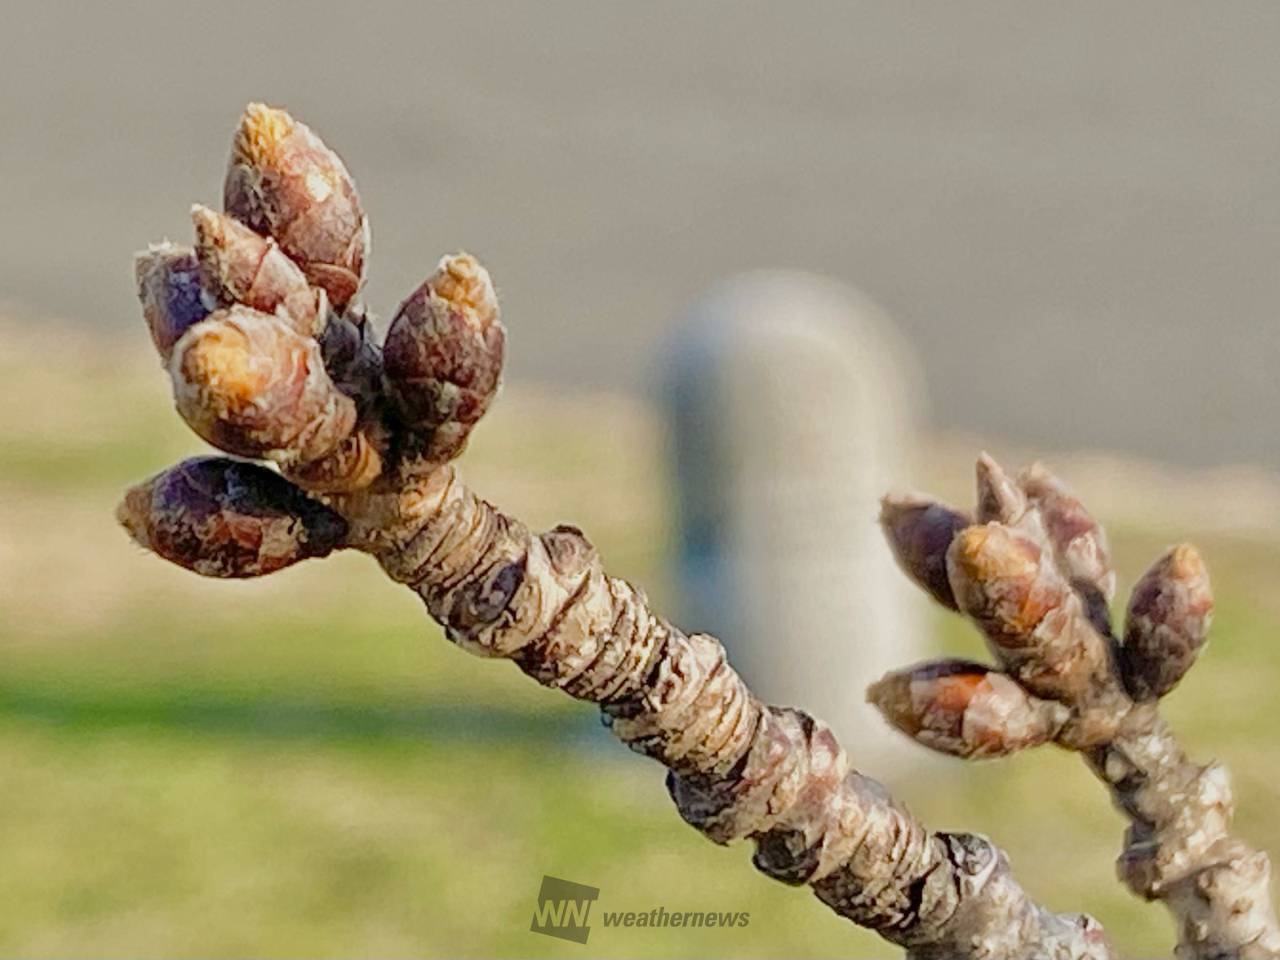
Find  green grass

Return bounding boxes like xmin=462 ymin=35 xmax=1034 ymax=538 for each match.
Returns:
xmin=1 ymin=324 xmax=1277 ymax=956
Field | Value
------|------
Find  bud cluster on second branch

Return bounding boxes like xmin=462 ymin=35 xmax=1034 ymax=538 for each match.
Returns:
xmin=875 ymin=454 xmax=1213 ymax=755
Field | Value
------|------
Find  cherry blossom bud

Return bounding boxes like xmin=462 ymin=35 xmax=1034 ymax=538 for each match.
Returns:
xmin=170 ymin=306 xmax=357 ymax=465
xmin=947 ymin=523 xmax=1120 ymax=719
xmin=869 ymin=659 xmax=1064 ymax=758
xmin=135 ymin=243 xmax=215 ymax=361
xmin=1122 ymin=545 xmax=1213 ymax=700
xmin=223 ymin=103 xmax=368 ymax=308
xmin=947 ymin=524 xmax=1063 ymax=648
xmin=191 ymin=204 xmax=322 ymax=336
xmin=383 ymin=252 xmax=505 ymax=462
xmin=975 ymin=452 xmax=1027 ymax=524
xmin=118 ymin=457 xmax=346 ymax=577
xmin=1021 ymin=462 xmax=1116 ymax=604
xmin=879 ymin=494 xmax=972 ymax=609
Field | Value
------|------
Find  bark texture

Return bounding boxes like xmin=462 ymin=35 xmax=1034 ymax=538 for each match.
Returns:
xmin=331 ymin=460 xmax=1112 ymax=957
xmin=118 ymin=102 xmax=1278 ymax=959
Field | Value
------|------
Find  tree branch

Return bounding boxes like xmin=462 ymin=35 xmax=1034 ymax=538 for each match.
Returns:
xmin=337 ymin=456 xmax=1113 ymax=957
xmin=877 ymin=462 xmax=1280 ymax=959
xmin=116 ymin=101 xmax=1276 ymax=958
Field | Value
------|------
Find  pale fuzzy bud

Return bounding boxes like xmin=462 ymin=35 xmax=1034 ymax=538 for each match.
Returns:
xmin=879 ymin=494 xmax=973 ymax=609
xmin=1020 ymin=462 xmax=1116 ymax=604
xmin=224 ymin=103 xmax=368 ymax=308
xmin=383 ymin=251 xmax=505 ymax=462
xmin=868 ymin=659 xmax=1064 ymax=759
xmin=117 ymin=457 xmax=346 ymax=578
xmin=135 ymin=243 xmax=215 ymax=361
xmin=170 ymin=306 xmax=358 ymax=465
xmin=1122 ymin=544 xmax=1213 ymax=700
xmin=191 ymin=205 xmax=322 ymax=336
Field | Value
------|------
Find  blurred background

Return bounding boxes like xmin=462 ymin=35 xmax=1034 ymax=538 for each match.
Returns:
xmin=2 ymin=2 xmax=1279 ymax=956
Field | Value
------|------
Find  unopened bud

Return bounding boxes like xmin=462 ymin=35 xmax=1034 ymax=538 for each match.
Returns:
xmin=170 ymin=306 xmax=357 ymax=465
xmin=947 ymin=524 xmax=1064 ymax=648
xmin=1122 ymin=545 xmax=1213 ymax=700
xmin=868 ymin=659 xmax=1063 ymax=758
xmin=224 ymin=103 xmax=368 ymax=308
xmin=1020 ymin=462 xmax=1116 ymax=604
xmin=135 ymin=243 xmax=215 ymax=360
xmin=948 ymin=523 xmax=1120 ymax=712
xmin=383 ymin=252 xmax=505 ymax=462
xmin=975 ymin=452 xmax=1027 ymax=525
xmin=879 ymin=494 xmax=972 ymax=609
xmin=191 ymin=205 xmax=322 ymax=336
xmin=117 ymin=457 xmax=346 ymax=577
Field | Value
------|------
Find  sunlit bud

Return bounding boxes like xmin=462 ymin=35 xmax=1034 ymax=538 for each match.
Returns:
xmin=169 ymin=306 xmax=357 ymax=465
xmin=223 ymin=103 xmax=368 ymax=308
xmin=947 ymin=524 xmax=1065 ymax=649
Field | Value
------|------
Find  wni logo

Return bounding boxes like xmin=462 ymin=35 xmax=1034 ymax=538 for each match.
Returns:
xmin=530 ymin=875 xmax=600 ymax=944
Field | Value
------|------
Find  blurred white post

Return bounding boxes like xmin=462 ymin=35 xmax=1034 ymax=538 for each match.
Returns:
xmin=662 ymin=272 xmax=926 ymax=773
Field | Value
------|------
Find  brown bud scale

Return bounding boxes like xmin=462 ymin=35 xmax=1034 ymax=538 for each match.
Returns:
xmin=191 ymin=205 xmax=322 ymax=336
xmin=135 ymin=243 xmax=215 ymax=361
xmin=879 ymin=494 xmax=973 ymax=609
xmin=383 ymin=252 xmax=505 ymax=462
xmin=1122 ymin=544 xmax=1213 ymax=700
xmin=869 ymin=659 xmax=1064 ymax=758
xmin=223 ymin=104 xmax=368 ymax=308
xmin=117 ymin=457 xmax=346 ymax=577
xmin=170 ymin=306 xmax=358 ymax=465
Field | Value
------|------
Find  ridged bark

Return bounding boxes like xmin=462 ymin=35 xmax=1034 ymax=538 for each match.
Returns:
xmin=332 ymin=459 xmax=1112 ymax=959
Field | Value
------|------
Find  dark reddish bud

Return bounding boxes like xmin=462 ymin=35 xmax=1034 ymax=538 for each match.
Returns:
xmin=1122 ymin=545 xmax=1213 ymax=700
xmin=383 ymin=251 xmax=505 ymax=462
xmin=868 ymin=659 xmax=1064 ymax=759
xmin=1020 ymin=462 xmax=1116 ymax=605
xmin=191 ymin=205 xmax=322 ymax=336
xmin=223 ymin=103 xmax=368 ymax=308
xmin=117 ymin=457 xmax=346 ymax=577
xmin=135 ymin=243 xmax=215 ymax=361
xmin=879 ymin=494 xmax=973 ymax=609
